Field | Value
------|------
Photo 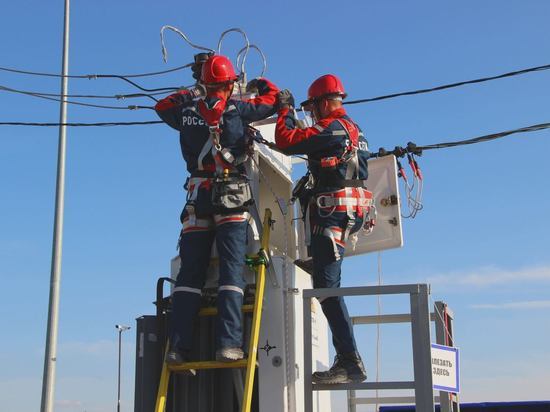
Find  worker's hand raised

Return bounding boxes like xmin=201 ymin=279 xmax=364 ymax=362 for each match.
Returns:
xmin=277 ymin=89 xmax=295 ymax=110
xmin=246 ymin=78 xmax=261 ymax=93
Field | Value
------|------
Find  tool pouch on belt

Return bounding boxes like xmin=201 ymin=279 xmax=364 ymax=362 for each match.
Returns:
xmin=211 ymin=175 xmax=253 ymax=213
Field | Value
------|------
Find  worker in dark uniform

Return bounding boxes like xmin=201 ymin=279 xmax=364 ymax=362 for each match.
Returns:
xmin=274 ymin=74 xmax=372 ymax=383
xmin=155 ymin=54 xmax=279 ymax=363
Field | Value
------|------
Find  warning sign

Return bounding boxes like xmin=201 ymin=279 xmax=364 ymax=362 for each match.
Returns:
xmin=431 ymin=343 xmax=460 ymax=393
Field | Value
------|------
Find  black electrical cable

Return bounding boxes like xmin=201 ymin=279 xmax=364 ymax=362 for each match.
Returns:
xmin=0 ymin=120 xmax=163 ymax=127
xmin=0 ymin=63 xmax=193 ymax=79
xmin=344 ymin=63 xmax=550 ymax=106
xmin=0 ymin=84 xmax=193 ymax=102
xmin=0 ymin=85 xmax=154 ymax=110
xmin=416 ymin=122 xmax=550 ymax=151
xmin=0 ymin=64 xmax=189 ymax=96
xmin=112 ymin=76 xmax=178 ymax=93
xmin=252 ymin=121 xmax=550 ymax=159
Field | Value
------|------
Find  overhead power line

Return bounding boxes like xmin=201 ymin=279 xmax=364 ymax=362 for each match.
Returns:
xmin=0 ymin=85 xmax=154 ymax=110
xmin=0 ymin=87 xmax=169 ymax=100
xmin=344 ymin=63 xmax=550 ymax=105
xmin=0 ymin=120 xmax=163 ymax=127
xmin=416 ymin=122 xmax=550 ymax=151
xmin=372 ymin=122 xmax=550 ymax=159
xmin=0 ymin=63 xmax=193 ymax=79
xmin=0 ymin=119 xmax=548 ymax=157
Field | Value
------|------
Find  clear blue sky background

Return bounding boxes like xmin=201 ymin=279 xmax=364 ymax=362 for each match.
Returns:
xmin=1 ymin=1 xmax=550 ymax=411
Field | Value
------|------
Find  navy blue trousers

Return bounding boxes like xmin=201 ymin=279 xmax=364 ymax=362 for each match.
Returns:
xmin=170 ymin=212 xmax=248 ymax=352
xmin=310 ymin=208 xmax=362 ymax=355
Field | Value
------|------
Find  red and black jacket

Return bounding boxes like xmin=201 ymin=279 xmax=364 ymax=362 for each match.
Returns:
xmin=275 ymin=107 xmax=370 ymax=190
xmin=155 ymin=79 xmax=279 ymax=174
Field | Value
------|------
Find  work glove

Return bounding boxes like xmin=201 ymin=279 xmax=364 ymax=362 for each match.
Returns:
xmin=277 ymin=89 xmax=295 ymax=110
xmin=245 ymin=78 xmax=261 ymax=93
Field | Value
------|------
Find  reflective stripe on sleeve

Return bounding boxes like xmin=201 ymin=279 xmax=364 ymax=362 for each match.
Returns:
xmin=331 ymin=130 xmax=347 ymax=136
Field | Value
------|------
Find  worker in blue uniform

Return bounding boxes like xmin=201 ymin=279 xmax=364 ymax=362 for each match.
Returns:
xmin=274 ymin=74 xmax=372 ymax=384
xmin=155 ymin=54 xmax=279 ymax=363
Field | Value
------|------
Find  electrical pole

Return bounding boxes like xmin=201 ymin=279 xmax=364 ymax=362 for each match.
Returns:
xmin=40 ymin=0 xmax=70 ymax=411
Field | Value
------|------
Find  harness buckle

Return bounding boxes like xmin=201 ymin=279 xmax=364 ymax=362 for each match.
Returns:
xmin=316 ymin=195 xmax=331 ymax=208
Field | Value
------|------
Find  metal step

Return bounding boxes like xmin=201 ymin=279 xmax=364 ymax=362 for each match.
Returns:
xmin=198 ymin=304 xmax=254 ymax=317
xmin=168 ymin=359 xmax=258 ymax=372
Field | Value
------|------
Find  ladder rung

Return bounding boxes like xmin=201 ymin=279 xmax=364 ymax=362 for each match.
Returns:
xmin=198 ymin=304 xmax=254 ymax=317
xmin=168 ymin=359 xmax=256 ymax=371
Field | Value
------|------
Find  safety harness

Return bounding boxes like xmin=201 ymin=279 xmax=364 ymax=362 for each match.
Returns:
xmin=183 ymin=96 xmax=258 ymax=238
xmin=306 ymin=118 xmax=376 ymax=256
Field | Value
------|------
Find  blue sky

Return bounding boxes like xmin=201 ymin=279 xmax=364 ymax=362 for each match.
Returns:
xmin=1 ymin=1 xmax=550 ymax=411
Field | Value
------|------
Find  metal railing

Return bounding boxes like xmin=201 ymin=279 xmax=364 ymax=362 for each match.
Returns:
xmin=302 ymin=284 xmax=435 ymax=412
xmin=346 ymin=301 xmax=457 ymax=411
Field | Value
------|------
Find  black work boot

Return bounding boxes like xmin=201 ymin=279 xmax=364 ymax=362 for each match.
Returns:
xmin=166 ymin=347 xmax=196 ymax=376
xmin=312 ymin=352 xmax=367 ymax=384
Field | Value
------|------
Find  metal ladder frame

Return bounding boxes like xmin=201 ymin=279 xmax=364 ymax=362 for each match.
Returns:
xmin=346 ymin=300 xmax=458 ymax=411
xmin=155 ymin=209 xmax=273 ymax=412
xmin=302 ymin=284 xmax=435 ymax=412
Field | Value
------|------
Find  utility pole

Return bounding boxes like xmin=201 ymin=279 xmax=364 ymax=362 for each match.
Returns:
xmin=116 ymin=325 xmax=131 ymax=412
xmin=40 ymin=0 xmax=70 ymax=411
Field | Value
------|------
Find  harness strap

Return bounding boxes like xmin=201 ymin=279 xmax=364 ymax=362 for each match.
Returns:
xmin=343 ymin=186 xmax=355 ymax=242
xmin=315 ymin=188 xmax=373 ymax=209
xmin=197 ymin=138 xmax=213 ymax=171
xmin=316 ymin=196 xmax=373 ymax=208
xmin=312 ymin=225 xmax=344 ymax=260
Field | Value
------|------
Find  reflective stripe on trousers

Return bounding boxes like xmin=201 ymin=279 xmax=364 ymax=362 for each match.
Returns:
xmin=171 ymin=211 xmax=249 ymax=351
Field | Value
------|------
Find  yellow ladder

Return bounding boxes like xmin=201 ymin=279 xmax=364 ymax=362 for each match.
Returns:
xmin=155 ymin=208 xmax=273 ymax=412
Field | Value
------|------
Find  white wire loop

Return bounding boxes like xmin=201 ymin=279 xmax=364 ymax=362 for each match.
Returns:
xmin=160 ymin=25 xmax=215 ymax=63
xmin=217 ymin=28 xmax=250 ymax=76
xmin=236 ymin=44 xmax=267 ymax=78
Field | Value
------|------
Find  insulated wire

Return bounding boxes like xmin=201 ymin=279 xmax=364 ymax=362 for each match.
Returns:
xmin=0 ymin=83 xmax=194 ymax=102
xmin=0 ymin=63 xmax=193 ymax=78
xmin=343 ymin=63 xmax=550 ymax=106
xmin=0 ymin=88 xmax=165 ymax=100
xmin=0 ymin=85 xmax=154 ymax=110
xmin=401 ymin=160 xmax=423 ymax=219
xmin=160 ymin=25 xmax=214 ymax=63
xmin=111 ymin=76 xmax=178 ymax=93
xmin=236 ymin=45 xmax=267 ymax=78
xmin=416 ymin=122 xmax=550 ymax=151
xmin=217 ymin=28 xmax=250 ymax=76
xmin=0 ymin=121 xmax=163 ymax=127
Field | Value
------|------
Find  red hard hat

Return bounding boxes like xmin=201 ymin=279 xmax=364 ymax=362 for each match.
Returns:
xmin=301 ymin=74 xmax=347 ymax=107
xmin=201 ymin=54 xmax=238 ymax=85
